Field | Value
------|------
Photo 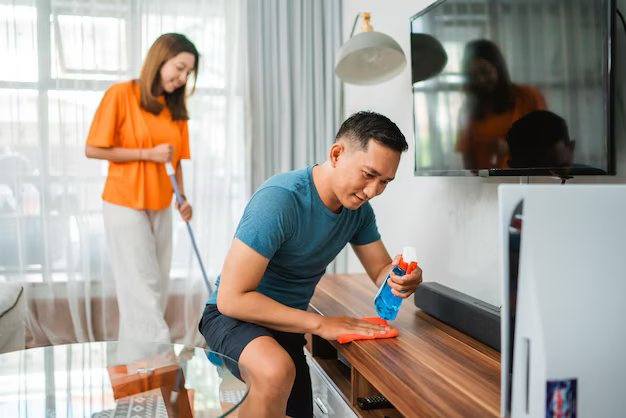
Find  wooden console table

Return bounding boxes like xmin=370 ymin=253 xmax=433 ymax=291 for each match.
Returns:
xmin=306 ymin=274 xmax=500 ymax=417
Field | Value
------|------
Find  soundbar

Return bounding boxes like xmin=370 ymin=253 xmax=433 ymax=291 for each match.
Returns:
xmin=414 ymin=282 xmax=501 ymax=351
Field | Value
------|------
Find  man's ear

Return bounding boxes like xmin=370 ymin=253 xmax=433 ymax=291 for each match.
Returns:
xmin=329 ymin=142 xmax=344 ymax=167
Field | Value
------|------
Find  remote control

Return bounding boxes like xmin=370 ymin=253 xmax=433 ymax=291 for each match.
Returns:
xmin=356 ymin=395 xmax=393 ymax=410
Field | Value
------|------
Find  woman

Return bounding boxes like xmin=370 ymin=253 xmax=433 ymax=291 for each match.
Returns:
xmin=85 ymin=33 xmax=199 ymax=343
xmin=455 ymin=39 xmax=546 ymax=170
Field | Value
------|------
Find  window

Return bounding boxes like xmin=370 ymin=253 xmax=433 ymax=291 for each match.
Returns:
xmin=0 ymin=0 xmax=245 ymax=283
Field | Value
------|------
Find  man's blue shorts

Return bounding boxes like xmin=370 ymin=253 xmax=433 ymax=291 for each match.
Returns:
xmin=199 ymin=303 xmax=313 ymax=418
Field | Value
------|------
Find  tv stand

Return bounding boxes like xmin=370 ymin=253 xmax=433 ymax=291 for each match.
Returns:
xmin=306 ymin=274 xmax=500 ymax=417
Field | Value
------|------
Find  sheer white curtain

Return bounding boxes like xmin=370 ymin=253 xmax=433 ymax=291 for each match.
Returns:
xmin=245 ymin=0 xmax=342 ymax=192
xmin=0 ymin=0 xmax=247 ymax=347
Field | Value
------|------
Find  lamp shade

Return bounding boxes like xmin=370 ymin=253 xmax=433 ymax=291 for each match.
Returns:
xmin=335 ymin=31 xmax=406 ymax=85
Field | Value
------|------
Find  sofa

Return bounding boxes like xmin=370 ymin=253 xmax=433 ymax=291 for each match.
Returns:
xmin=0 ymin=282 xmax=26 ymax=353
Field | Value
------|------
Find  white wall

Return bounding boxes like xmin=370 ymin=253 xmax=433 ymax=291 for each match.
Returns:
xmin=342 ymin=0 xmax=626 ymax=306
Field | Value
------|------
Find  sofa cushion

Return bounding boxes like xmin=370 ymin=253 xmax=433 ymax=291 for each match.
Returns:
xmin=0 ymin=282 xmax=25 ymax=353
xmin=0 ymin=282 xmax=23 ymax=317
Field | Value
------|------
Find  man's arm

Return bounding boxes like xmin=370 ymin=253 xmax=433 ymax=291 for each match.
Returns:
xmin=350 ymin=239 xmax=393 ymax=287
xmin=217 ymin=238 xmax=388 ymax=339
xmin=351 ymin=239 xmax=423 ymax=298
xmin=217 ymin=238 xmax=322 ymax=333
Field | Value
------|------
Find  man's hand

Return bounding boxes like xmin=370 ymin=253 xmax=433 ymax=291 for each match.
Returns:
xmin=175 ymin=198 xmax=192 ymax=222
xmin=313 ymin=315 xmax=389 ymax=341
xmin=387 ymin=254 xmax=423 ymax=298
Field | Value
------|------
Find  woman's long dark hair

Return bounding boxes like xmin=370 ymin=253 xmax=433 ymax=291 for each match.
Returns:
xmin=462 ymin=39 xmax=515 ymax=119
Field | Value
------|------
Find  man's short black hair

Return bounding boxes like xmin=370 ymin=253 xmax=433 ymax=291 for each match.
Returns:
xmin=335 ymin=111 xmax=408 ymax=153
xmin=506 ymin=110 xmax=571 ymax=168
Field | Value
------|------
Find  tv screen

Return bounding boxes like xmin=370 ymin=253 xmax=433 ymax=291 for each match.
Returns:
xmin=410 ymin=0 xmax=615 ymax=177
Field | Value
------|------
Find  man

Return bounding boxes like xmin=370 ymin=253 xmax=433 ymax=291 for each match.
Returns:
xmin=199 ymin=111 xmax=423 ymax=417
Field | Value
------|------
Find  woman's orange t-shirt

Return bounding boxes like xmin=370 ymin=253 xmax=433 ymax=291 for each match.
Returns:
xmin=86 ymin=81 xmax=190 ymax=210
xmin=455 ymin=84 xmax=546 ymax=169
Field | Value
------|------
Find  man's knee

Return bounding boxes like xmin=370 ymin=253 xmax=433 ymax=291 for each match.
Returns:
xmin=259 ymin=350 xmax=296 ymax=388
xmin=240 ymin=337 xmax=296 ymax=397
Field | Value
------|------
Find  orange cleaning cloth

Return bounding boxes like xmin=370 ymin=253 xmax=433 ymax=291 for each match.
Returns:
xmin=336 ymin=316 xmax=399 ymax=344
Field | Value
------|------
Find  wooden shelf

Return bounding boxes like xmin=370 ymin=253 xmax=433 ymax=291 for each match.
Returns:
xmin=313 ymin=357 xmax=351 ymax=400
xmin=308 ymin=273 xmax=501 ymax=417
xmin=357 ymin=408 xmax=402 ymax=418
xmin=307 ymin=340 xmax=404 ymax=418
xmin=350 ymin=365 xmax=403 ymax=418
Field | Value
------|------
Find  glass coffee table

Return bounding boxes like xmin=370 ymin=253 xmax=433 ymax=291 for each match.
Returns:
xmin=0 ymin=342 xmax=250 ymax=417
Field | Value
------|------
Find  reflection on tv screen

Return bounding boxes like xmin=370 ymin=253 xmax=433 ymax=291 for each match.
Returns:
xmin=410 ymin=0 xmax=614 ymax=177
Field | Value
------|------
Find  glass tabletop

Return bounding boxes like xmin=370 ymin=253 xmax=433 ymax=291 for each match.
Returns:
xmin=0 ymin=341 xmax=250 ymax=418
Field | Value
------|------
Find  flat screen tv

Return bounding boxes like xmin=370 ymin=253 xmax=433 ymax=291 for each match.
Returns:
xmin=410 ymin=0 xmax=616 ymax=178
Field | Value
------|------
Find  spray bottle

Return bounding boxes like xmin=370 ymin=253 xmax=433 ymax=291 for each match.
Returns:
xmin=374 ymin=246 xmax=418 ymax=320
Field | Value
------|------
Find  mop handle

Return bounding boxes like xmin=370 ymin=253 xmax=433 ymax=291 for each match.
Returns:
xmin=165 ymin=163 xmax=212 ymax=295
xmin=165 ymin=162 xmax=212 ymax=404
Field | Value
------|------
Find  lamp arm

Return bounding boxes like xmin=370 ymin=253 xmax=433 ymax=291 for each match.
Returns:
xmin=349 ymin=12 xmax=360 ymax=38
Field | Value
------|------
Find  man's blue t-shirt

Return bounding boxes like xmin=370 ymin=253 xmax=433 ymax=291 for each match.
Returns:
xmin=207 ymin=165 xmax=381 ymax=310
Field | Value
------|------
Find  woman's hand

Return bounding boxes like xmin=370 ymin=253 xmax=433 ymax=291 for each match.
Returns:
xmin=489 ymin=137 xmax=509 ymax=157
xmin=147 ymin=143 xmax=174 ymax=162
xmin=175 ymin=197 xmax=192 ymax=222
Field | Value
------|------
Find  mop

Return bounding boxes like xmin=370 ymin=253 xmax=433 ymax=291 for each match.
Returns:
xmin=164 ymin=162 xmax=213 ymax=408
xmin=165 ymin=162 xmax=213 ymax=295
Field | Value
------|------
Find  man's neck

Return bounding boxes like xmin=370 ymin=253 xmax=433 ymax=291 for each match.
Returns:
xmin=311 ymin=163 xmax=342 ymax=213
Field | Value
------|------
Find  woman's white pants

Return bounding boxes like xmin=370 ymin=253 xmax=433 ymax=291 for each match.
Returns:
xmin=103 ymin=201 xmax=172 ymax=344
